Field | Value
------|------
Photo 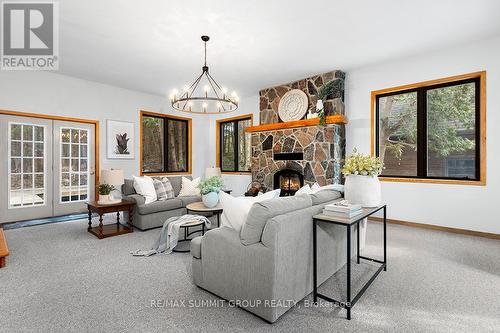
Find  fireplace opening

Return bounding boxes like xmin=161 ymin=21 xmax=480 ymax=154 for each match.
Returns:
xmin=273 ymin=169 xmax=304 ymax=196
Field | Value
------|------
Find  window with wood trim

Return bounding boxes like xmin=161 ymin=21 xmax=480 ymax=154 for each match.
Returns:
xmin=373 ymin=72 xmax=485 ymax=183
xmin=141 ymin=112 xmax=191 ymax=174
xmin=217 ymin=115 xmax=253 ymax=173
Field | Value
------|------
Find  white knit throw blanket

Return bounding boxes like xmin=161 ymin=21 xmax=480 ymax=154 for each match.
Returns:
xmin=130 ymin=214 xmax=211 ymax=256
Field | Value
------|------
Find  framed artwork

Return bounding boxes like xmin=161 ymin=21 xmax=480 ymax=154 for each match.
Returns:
xmin=107 ymin=120 xmax=134 ymax=159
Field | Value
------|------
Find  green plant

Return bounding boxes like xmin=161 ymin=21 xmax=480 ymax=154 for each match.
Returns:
xmin=98 ymin=183 xmax=115 ymax=195
xmin=317 ymin=108 xmax=326 ymax=126
xmin=317 ymin=79 xmax=343 ymax=102
xmin=197 ymin=176 xmax=224 ymax=195
xmin=315 ymin=79 xmax=344 ymax=126
xmin=342 ymin=148 xmax=384 ymax=177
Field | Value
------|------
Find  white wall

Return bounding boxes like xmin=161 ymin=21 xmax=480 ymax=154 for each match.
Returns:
xmin=207 ymin=94 xmax=260 ymax=196
xmin=3 ymin=34 xmax=498 ymax=234
xmin=345 ymin=36 xmax=500 ymax=234
xmin=0 ymin=71 xmax=210 ymax=180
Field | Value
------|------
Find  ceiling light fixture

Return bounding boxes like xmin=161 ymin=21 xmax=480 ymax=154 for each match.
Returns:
xmin=170 ymin=35 xmax=238 ymax=114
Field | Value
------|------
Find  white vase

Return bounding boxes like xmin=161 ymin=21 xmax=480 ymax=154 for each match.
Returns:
xmin=344 ymin=175 xmax=381 ymax=208
xmin=98 ymin=194 xmax=111 ymax=205
xmin=202 ymin=192 xmax=219 ymax=208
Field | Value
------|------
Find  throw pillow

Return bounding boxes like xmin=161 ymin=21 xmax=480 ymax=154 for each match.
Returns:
xmin=132 ymin=176 xmax=157 ymax=204
xmin=311 ymin=182 xmax=321 ymax=192
xmin=178 ymin=177 xmax=201 ymax=197
xmin=219 ymin=189 xmax=281 ymax=232
xmin=153 ymin=177 xmax=175 ymax=201
xmin=295 ymin=184 xmax=312 ymax=195
xmin=160 ymin=177 xmax=175 ymax=199
xmin=311 ymin=182 xmax=344 ymax=193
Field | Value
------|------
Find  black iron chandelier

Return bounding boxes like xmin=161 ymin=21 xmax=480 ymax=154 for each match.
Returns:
xmin=170 ymin=35 xmax=239 ymax=114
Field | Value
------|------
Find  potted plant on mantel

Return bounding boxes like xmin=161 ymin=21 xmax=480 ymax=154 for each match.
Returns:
xmin=197 ymin=176 xmax=224 ymax=208
xmin=341 ymin=149 xmax=384 ymax=207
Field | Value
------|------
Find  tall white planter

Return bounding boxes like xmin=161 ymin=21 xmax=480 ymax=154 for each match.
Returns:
xmin=344 ymin=175 xmax=381 ymax=208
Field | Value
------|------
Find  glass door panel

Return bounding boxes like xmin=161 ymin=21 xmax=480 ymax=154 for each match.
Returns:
xmin=0 ymin=115 xmax=53 ymax=223
xmin=60 ymin=127 xmax=89 ymax=202
xmin=53 ymin=121 xmax=95 ymax=216
xmin=9 ymin=123 xmax=46 ymax=207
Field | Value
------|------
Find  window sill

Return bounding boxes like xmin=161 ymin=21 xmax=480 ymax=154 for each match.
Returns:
xmin=380 ymin=177 xmax=486 ymax=186
xmin=140 ymin=171 xmax=192 ymax=176
xmin=221 ymin=171 xmax=252 ymax=175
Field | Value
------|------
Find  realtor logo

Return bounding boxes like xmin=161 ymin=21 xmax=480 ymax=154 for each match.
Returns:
xmin=1 ymin=1 xmax=58 ymax=70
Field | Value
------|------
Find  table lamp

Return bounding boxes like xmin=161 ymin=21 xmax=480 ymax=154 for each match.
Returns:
xmin=205 ymin=167 xmax=221 ymax=178
xmin=99 ymin=169 xmax=124 ymax=204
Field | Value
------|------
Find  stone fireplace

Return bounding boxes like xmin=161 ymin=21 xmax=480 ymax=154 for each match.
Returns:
xmin=249 ymin=70 xmax=346 ymax=191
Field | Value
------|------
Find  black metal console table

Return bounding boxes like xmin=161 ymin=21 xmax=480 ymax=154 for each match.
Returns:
xmin=312 ymin=205 xmax=387 ymax=320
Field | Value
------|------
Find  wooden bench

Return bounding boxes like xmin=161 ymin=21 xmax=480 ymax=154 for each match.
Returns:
xmin=0 ymin=228 xmax=9 ymax=268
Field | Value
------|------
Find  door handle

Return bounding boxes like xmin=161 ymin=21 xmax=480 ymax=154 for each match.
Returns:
xmin=90 ymin=166 xmax=95 ymax=175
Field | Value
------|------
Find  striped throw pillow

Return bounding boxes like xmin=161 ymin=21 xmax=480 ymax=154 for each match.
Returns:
xmin=153 ymin=177 xmax=175 ymax=201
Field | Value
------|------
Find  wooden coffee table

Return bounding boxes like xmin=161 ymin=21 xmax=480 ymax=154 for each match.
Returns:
xmin=186 ymin=202 xmax=223 ymax=227
xmin=87 ymin=200 xmax=135 ymax=239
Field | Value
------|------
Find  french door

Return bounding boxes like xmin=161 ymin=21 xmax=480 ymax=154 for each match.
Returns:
xmin=0 ymin=115 xmax=96 ymax=223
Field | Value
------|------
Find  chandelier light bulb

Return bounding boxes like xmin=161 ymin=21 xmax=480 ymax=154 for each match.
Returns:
xmin=204 ymin=85 xmax=210 ymax=92
xmin=183 ymin=85 xmax=189 ymax=92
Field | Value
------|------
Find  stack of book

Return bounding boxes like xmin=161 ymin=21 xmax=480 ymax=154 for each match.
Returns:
xmin=323 ymin=201 xmax=363 ymax=218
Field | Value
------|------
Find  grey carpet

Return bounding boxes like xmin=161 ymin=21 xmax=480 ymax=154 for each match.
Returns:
xmin=1 ymin=217 xmax=500 ymax=333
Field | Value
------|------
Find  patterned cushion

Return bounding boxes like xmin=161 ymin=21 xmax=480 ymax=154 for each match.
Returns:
xmin=153 ymin=177 xmax=175 ymax=201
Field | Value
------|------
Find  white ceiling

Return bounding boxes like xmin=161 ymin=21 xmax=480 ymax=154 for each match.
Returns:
xmin=59 ymin=0 xmax=500 ymax=97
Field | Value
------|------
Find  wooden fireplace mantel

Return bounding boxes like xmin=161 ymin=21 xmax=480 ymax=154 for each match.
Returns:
xmin=245 ymin=115 xmax=348 ymax=133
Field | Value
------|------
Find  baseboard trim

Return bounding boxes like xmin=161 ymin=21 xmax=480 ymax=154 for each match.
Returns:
xmin=368 ymin=217 xmax=500 ymax=240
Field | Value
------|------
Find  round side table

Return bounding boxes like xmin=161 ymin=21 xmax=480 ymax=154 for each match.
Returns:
xmin=186 ymin=202 xmax=223 ymax=228
xmin=172 ymin=219 xmax=206 ymax=253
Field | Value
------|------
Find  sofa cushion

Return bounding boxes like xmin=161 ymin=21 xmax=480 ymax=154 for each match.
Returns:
xmin=240 ymin=195 xmax=312 ymax=245
xmin=122 ymin=179 xmax=135 ymax=195
xmin=190 ymin=236 xmax=202 ymax=259
xmin=178 ymin=195 xmax=201 ymax=207
xmin=178 ymin=177 xmax=201 ymax=197
xmin=220 ymin=190 xmax=281 ymax=232
xmin=154 ymin=177 xmax=175 ymax=200
xmin=122 ymin=175 xmax=191 ymax=197
xmin=133 ymin=176 xmax=157 ymax=204
xmin=137 ymin=198 xmax=183 ymax=215
xmin=309 ymin=189 xmax=342 ymax=206
xmin=167 ymin=176 xmax=191 ymax=197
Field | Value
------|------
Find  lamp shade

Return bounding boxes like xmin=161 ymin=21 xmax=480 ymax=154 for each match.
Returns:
xmin=101 ymin=169 xmax=124 ymax=185
xmin=205 ymin=167 xmax=221 ymax=178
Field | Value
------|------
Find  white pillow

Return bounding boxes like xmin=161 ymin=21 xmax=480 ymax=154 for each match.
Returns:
xmin=219 ymin=189 xmax=281 ymax=232
xmin=311 ymin=182 xmax=321 ymax=192
xmin=178 ymin=177 xmax=201 ymax=197
xmin=310 ymin=182 xmax=344 ymax=193
xmin=295 ymin=184 xmax=312 ymax=195
xmin=132 ymin=176 xmax=157 ymax=204
xmin=219 ymin=192 xmax=255 ymax=231
xmin=256 ymin=189 xmax=281 ymax=201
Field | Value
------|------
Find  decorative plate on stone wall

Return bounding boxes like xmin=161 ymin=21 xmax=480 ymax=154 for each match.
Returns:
xmin=278 ymin=89 xmax=309 ymax=122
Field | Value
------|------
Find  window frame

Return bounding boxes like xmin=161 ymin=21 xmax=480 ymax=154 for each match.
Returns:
xmin=371 ymin=71 xmax=486 ymax=185
xmin=140 ymin=110 xmax=192 ymax=175
xmin=216 ymin=114 xmax=253 ymax=174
